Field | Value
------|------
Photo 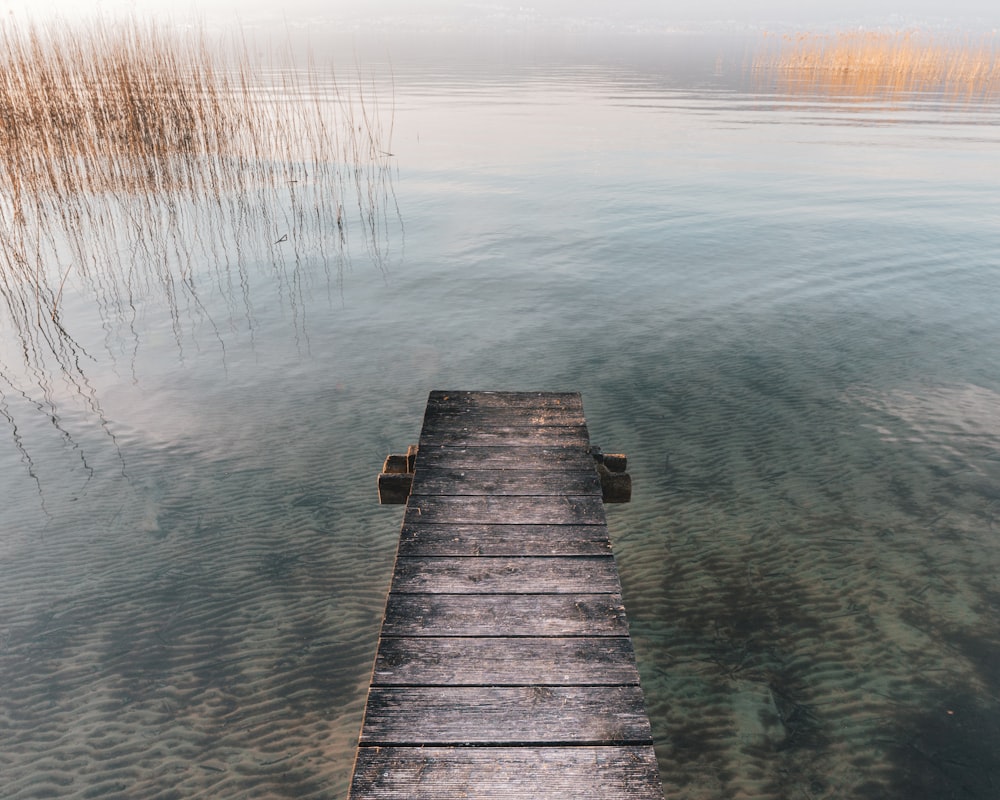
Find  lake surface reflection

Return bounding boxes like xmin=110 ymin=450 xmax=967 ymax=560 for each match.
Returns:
xmin=2 ymin=30 xmax=999 ymax=799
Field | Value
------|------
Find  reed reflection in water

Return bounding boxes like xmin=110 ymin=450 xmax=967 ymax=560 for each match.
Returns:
xmin=0 ymin=17 xmax=399 ymax=489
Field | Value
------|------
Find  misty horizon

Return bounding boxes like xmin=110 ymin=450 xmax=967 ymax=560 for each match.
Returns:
xmin=4 ymin=0 xmax=1000 ymax=34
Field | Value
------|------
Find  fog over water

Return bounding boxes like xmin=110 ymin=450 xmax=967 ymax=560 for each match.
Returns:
xmin=5 ymin=0 xmax=1000 ymax=30
xmin=2 ymin=12 xmax=999 ymax=800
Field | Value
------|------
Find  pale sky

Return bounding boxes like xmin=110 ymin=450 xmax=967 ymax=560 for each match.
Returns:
xmin=4 ymin=0 xmax=1000 ymax=30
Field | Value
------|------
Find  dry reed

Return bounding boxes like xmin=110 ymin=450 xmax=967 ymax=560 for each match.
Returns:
xmin=0 ymin=17 xmax=398 ymax=488
xmin=752 ymin=30 xmax=1000 ymax=100
xmin=0 ymin=16 xmax=397 ymax=376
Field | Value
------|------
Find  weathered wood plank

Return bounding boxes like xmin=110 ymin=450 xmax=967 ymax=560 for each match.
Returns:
xmin=414 ymin=445 xmax=595 ymax=471
xmin=398 ymin=523 xmax=612 ymax=557
xmin=422 ymin=407 xmax=586 ymax=428
xmin=392 ymin=557 xmax=622 ymax=594
xmin=359 ymin=686 xmax=654 ymax=745
xmin=381 ymin=593 xmax=630 ymax=637
xmin=372 ymin=637 xmax=640 ymax=686
xmin=350 ymin=745 xmax=664 ymax=800
xmin=404 ymin=495 xmax=606 ymax=526
xmin=410 ymin=468 xmax=601 ymax=497
xmin=418 ymin=425 xmax=590 ymax=448
xmin=427 ymin=391 xmax=584 ymax=412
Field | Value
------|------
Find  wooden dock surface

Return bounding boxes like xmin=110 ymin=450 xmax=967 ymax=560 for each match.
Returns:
xmin=349 ymin=390 xmax=663 ymax=799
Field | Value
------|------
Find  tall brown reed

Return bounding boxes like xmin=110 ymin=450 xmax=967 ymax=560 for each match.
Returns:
xmin=0 ymin=17 xmax=397 ymax=483
xmin=751 ymin=30 xmax=1000 ymax=101
xmin=1 ymin=16 xmax=396 ymax=355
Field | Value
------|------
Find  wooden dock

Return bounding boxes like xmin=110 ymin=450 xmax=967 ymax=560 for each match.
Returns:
xmin=349 ymin=391 xmax=663 ymax=799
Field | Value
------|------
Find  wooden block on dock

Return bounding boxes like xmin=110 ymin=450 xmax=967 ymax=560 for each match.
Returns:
xmin=377 ymin=471 xmax=412 ymax=504
xmin=597 ymin=463 xmax=633 ymax=503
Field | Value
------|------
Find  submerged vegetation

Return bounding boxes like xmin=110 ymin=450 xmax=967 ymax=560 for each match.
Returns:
xmin=752 ymin=30 xmax=1000 ymax=100
xmin=0 ymin=16 xmax=397 ymax=493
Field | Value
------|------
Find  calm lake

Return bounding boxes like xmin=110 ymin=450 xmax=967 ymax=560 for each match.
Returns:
xmin=2 ymin=29 xmax=999 ymax=799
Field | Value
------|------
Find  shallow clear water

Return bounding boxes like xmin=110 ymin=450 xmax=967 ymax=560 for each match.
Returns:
xmin=2 ymin=31 xmax=999 ymax=799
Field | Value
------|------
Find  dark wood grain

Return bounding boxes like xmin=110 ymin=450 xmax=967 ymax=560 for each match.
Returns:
xmin=421 ymin=407 xmax=586 ymax=428
xmin=414 ymin=445 xmax=595 ymax=471
xmin=359 ymin=686 xmax=654 ymax=745
xmin=391 ymin=556 xmax=622 ymax=594
xmin=350 ymin=745 xmax=664 ymax=800
xmin=398 ymin=523 xmax=612 ymax=557
xmin=410 ymin=468 xmax=601 ymax=497
xmin=372 ymin=636 xmax=640 ymax=686
xmin=418 ymin=425 xmax=591 ymax=448
xmin=404 ymin=495 xmax=606 ymax=526
xmin=380 ymin=593 xmax=630 ymax=637
xmin=427 ymin=390 xmax=584 ymax=412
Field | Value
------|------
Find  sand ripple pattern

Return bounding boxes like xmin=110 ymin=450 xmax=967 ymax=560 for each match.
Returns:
xmin=0 ymin=428 xmax=399 ymax=799
xmin=587 ymin=323 xmax=1000 ymax=799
